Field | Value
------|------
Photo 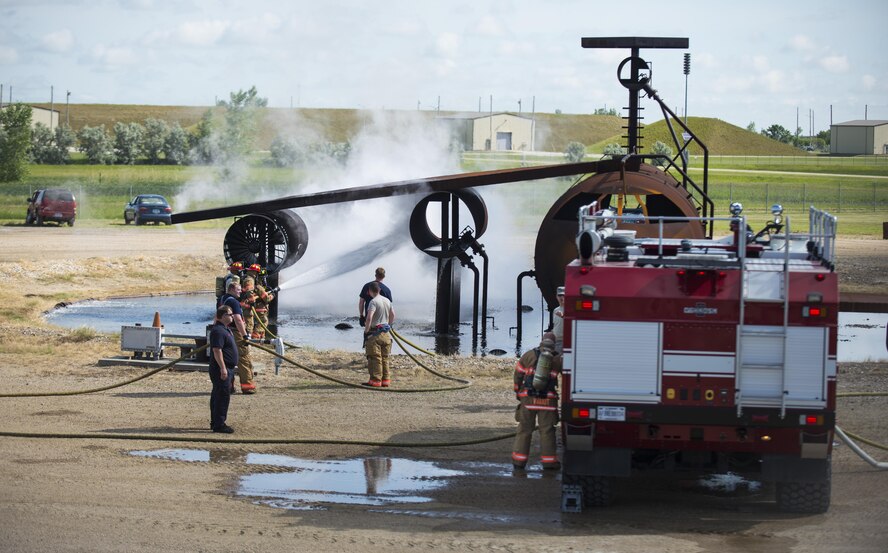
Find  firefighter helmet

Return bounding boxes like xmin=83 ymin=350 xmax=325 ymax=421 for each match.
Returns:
xmin=229 ymin=261 xmax=244 ymax=272
xmin=246 ymin=263 xmax=262 ymax=274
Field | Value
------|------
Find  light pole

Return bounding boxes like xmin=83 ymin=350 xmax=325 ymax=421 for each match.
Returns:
xmin=66 ymin=90 xmax=70 ymax=126
xmin=683 ymin=53 xmax=691 ymax=123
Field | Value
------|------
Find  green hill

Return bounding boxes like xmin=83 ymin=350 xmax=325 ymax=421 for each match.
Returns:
xmin=589 ymin=116 xmax=804 ymax=156
xmin=31 ymin=104 xmax=800 ymax=155
xmin=532 ymin=113 xmax=624 ymax=152
xmin=31 ymin=103 xmax=625 ymax=153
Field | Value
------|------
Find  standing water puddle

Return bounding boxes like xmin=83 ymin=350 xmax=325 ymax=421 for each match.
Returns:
xmin=131 ymin=449 xmax=466 ymax=509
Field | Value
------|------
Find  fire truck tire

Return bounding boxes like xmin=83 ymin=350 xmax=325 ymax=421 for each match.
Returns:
xmin=564 ymin=474 xmax=612 ymax=507
xmin=775 ymin=470 xmax=831 ymax=513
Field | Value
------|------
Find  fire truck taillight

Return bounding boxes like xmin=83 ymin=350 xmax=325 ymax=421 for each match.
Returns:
xmin=815 ymin=273 xmax=826 ymax=282
xmin=576 ymin=299 xmax=600 ymax=311
xmin=573 ymin=407 xmax=592 ymax=419
xmin=803 ymin=306 xmax=826 ymax=317
xmin=801 ymin=414 xmax=824 ymax=425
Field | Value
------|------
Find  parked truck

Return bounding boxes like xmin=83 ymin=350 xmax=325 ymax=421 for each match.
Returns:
xmin=559 ymin=202 xmax=838 ymax=513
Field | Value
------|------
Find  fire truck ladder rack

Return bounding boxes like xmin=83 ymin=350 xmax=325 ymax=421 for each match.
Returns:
xmin=735 ymin=213 xmax=792 ymax=418
xmin=734 ymin=207 xmax=838 ymax=418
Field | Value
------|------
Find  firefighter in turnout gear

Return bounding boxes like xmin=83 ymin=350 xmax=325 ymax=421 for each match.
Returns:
xmin=240 ymin=276 xmax=258 ymax=338
xmin=244 ymin=264 xmax=274 ymax=339
xmin=512 ymin=332 xmax=562 ymax=470
xmin=217 ymin=261 xmax=244 ymax=302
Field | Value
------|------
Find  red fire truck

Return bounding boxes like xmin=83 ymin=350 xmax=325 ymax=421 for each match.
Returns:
xmin=559 ymin=202 xmax=838 ymax=513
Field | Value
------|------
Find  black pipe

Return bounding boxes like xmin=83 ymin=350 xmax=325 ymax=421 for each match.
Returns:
xmin=457 ymin=253 xmax=480 ymax=353
xmin=515 ymin=270 xmax=535 ymax=356
xmin=267 ymin=272 xmax=279 ymax=337
xmin=172 ymin=161 xmax=604 ymax=224
xmin=478 ymin=247 xmax=489 ymax=344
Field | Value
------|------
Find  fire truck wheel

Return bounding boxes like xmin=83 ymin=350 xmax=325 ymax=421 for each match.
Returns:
xmin=775 ymin=470 xmax=831 ymax=513
xmin=564 ymin=473 xmax=612 ymax=507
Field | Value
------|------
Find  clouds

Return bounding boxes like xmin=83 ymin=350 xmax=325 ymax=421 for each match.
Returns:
xmin=174 ymin=19 xmax=229 ymax=46
xmin=0 ymin=45 xmax=18 ymax=64
xmin=41 ymin=29 xmax=74 ymax=52
xmin=2 ymin=1 xmax=887 ymax=128
xmin=819 ymin=55 xmax=850 ymax=73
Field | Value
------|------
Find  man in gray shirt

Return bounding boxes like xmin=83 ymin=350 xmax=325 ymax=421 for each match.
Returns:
xmin=362 ymin=281 xmax=396 ymax=387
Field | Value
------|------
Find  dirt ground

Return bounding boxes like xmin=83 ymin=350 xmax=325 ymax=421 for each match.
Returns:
xmin=0 ymin=225 xmax=887 ymax=553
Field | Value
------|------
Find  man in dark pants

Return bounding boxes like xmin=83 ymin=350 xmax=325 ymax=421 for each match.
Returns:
xmin=209 ymin=305 xmax=238 ymax=434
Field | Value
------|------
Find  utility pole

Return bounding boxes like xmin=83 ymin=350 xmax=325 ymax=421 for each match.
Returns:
xmin=683 ymin=53 xmax=691 ymax=123
xmin=489 ymin=94 xmax=493 ymax=151
xmin=478 ymin=96 xmax=481 ymax=112
xmin=437 ymin=95 xmax=440 ymax=113
xmin=517 ymin=98 xmax=521 ymax=114
xmin=66 ymin=90 xmax=70 ymax=126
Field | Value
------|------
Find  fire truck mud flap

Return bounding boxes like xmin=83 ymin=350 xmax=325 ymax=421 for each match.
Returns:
xmin=564 ymin=448 xmax=631 ymax=477
xmin=762 ymin=455 xmax=830 ymax=482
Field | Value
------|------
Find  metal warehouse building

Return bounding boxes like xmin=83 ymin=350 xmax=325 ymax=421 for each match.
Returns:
xmin=0 ymin=105 xmax=60 ymax=130
xmin=437 ymin=112 xmax=535 ymax=152
xmin=830 ymin=120 xmax=888 ymax=155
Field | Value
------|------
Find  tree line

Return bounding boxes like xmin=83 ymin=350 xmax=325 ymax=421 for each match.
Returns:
xmin=747 ymin=122 xmax=830 ymax=152
xmin=0 ymin=86 xmax=351 ymax=182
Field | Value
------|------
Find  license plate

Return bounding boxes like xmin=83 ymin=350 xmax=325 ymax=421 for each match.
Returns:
xmin=597 ymin=406 xmax=626 ymax=421
xmin=152 ymin=209 xmax=159 ymax=214
xmin=54 ymin=212 xmax=62 ymax=218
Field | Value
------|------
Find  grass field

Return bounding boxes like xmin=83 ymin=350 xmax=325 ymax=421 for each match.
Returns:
xmin=2 ymin=154 xmax=885 ymax=236
xmin=3 ymin=106 xmax=887 ymax=235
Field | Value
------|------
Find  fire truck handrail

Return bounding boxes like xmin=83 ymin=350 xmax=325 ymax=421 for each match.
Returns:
xmin=809 ymin=206 xmax=838 ymax=270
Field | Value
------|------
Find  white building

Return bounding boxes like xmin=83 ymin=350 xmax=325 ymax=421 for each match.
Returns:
xmin=0 ymin=105 xmax=60 ymax=130
xmin=437 ymin=112 xmax=535 ymax=152
xmin=830 ymin=120 xmax=888 ymax=155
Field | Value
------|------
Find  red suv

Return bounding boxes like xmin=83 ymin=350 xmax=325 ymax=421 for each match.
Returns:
xmin=26 ymin=188 xmax=77 ymax=226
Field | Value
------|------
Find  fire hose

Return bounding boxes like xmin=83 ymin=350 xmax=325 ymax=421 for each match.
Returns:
xmin=1 ymin=336 xmax=883 ymax=459
xmin=0 ymin=334 xmax=508 ymax=445
xmin=250 ymin=308 xmax=450 ymax=382
xmin=834 ymin=391 xmax=888 ymax=469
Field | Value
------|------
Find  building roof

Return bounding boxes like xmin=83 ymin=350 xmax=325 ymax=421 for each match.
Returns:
xmin=832 ymin=119 xmax=888 ymax=127
xmin=436 ymin=111 xmax=533 ymax=121
xmin=0 ymin=105 xmax=59 ymax=114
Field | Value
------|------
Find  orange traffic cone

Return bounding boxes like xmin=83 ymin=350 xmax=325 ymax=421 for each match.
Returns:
xmin=152 ymin=311 xmax=162 ymax=328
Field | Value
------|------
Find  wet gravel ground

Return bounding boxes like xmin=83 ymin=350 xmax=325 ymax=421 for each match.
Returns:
xmin=0 ymin=227 xmax=886 ymax=552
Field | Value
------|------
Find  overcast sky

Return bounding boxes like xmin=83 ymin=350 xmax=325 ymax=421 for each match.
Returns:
xmin=2 ymin=0 xmax=886 ymax=134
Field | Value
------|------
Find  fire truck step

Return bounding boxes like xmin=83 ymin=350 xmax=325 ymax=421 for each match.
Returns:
xmin=740 ymin=330 xmax=787 ymax=338
xmin=741 ymin=363 xmax=785 ymax=370
xmin=561 ymin=484 xmax=583 ymax=513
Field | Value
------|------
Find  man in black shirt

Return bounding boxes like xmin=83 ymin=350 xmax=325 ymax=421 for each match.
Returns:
xmin=209 ymin=305 xmax=238 ymax=433
xmin=358 ymin=267 xmax=392 ymax=326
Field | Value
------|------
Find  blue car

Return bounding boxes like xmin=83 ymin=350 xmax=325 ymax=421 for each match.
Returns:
xmin=124 ymin=194 xmax=173 ymax=225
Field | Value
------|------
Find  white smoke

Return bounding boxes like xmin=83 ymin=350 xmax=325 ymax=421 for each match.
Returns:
xmin=275 ymin=110 xmax=463 ymax=321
